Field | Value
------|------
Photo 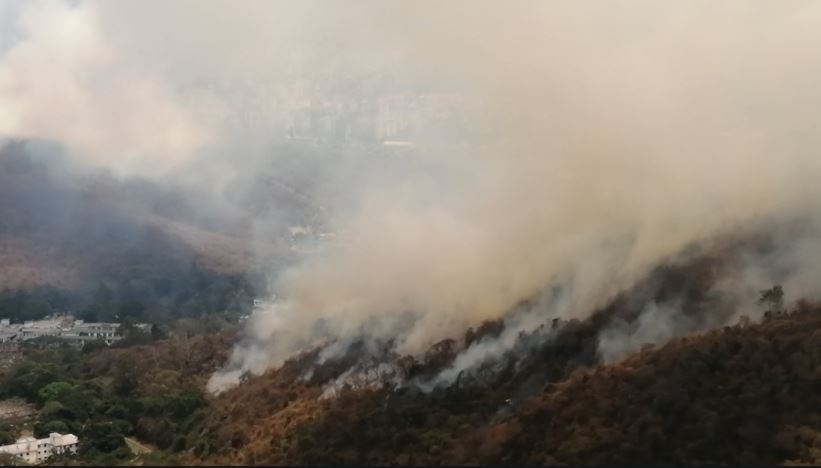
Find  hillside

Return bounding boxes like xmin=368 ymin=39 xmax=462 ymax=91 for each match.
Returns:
xmin=191 ymin=303 xmax=821 ymax=466
xmin=0 ymin=141 xmax=254 ymax=290
xmin=1 ymin=230 xmax=818 ymax=466
xmin=5 ymin=145 xmax=813 ymax=465
xmin=0 ymin=141 xmax=300 ymax=323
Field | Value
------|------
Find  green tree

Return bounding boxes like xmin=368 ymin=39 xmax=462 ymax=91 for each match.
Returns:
xmin=33 ymin=420 xmax=69 ymax=438
xmin=81 ymin=422 xmax=127 ymax=453
xmin=0 ymin=430 xmax=14 ymax=445
xmin=37 ymin=381 xmax=73 ymax=402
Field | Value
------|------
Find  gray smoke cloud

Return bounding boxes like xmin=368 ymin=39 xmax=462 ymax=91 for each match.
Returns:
xmin=209 ymin=1 xmax=821 ymax=392
xmin=210 ymin=1 xmax=821 ymax=392
xmin=1 ymin=1 xmax=820 ymax=392
xmin=597 ymin=301 xmax=692 ymax=363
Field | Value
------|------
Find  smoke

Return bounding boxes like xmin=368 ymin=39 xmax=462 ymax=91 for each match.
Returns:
xmin=0 ymin=0 xmax=212 ymax=175
xmin=1 ymin=2 xmax=820 ymax=391
xmin=597 ymin=301 xmax=691 ymax=363
xmin=208 ymin=1 xmax=821 ymax=392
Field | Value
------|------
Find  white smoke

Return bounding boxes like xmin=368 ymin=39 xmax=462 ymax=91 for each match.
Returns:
xmin=209 ymin=1 xmax=821 ymax=392
xmin=0 ymin=0 xmax=211 ymax=175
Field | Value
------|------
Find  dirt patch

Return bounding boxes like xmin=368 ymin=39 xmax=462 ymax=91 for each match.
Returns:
xmin=0 ymin=398 xmax=36 ymax=421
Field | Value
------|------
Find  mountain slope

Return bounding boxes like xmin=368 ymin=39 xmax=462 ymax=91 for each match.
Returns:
xmin=191 ymin=303 xmax=821 ymax=465
xmin=0 ymin=141 xmax=254 ymax=290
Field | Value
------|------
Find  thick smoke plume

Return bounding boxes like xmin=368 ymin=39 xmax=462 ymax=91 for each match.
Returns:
xmin=1 ymin=1 xmax=820 ymax=392
xmin=208 ymin=1 xmax=821 ymax=391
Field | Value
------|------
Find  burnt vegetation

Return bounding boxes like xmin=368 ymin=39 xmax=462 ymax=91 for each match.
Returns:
xmin=2 ymin=233 xmax=819 ymax=465
xmin=2 ymin=139 xmax=819 ymax=465
xmin=192 ymin=301 xmax=821 ymax=466
xmin=185 ymin=244 xmax=821 ymax=466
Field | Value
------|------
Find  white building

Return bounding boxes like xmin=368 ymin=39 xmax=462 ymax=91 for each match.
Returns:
xmin=18 ymin=318 xmax=64 ymax=340
xmin=62 ymin=322 xmax=122 ymax=346
xmin=0 ymin=315 xmax=145 ymax=348
xmin=0 ymin=433 xmax=79 ymax=464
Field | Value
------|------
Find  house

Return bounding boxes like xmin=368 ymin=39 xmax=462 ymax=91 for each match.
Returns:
xmin=0 ymin=315 xmax=147 ymax=348
xmin=61 ymin=321 xmax=122 ymax=346
xmin=0 ymin=433 xmax=79 ymax=464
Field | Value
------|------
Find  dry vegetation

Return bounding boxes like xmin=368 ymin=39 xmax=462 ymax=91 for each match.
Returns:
xmin=0 ymin=236 xmax=86 ymax=289
xmin=190 ymin=305 xmax=821 ymax=466
xmin=143 ymin=215 xmax=254 ymax=276
xmin=2 ymin=209 xmax=816 ymax=466
xmin=0 ymin=141 xmax=258 ymax=292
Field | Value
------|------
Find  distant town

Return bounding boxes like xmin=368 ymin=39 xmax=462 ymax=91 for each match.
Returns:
xmin=177 ymin=78 xmax=475 ymax=147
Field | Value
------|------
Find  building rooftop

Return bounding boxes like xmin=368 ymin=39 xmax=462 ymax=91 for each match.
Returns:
xmin=0 ymin=433 xmax=79 ymax=459
xmin=51 ymin=433 xmax=78 ymax=446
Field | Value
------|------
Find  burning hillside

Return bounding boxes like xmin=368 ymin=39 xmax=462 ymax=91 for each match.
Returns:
xmin=191 ymin=267 xmax=821 ymax=465
xmin=193 ymin=222 xmax=821 ymax=465
xmin=204 ymin=2 xmax=821 ymax=394
xmin=210 ymin=215 xmax=821 ymax=394
xmin=3 ymin=2 xmax=821 ymax=465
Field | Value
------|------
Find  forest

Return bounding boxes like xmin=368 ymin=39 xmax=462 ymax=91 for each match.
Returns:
xmin=192 ymin=302 xmax=821 ymax=466
xmin=0 ymin=271 xmax=819 ymax=466
xmin=0 ymin=327 xmax=234 ymax=465
xmin=0 ymin=267 xmax=255 ymax=325
xmin=0 ymin=141 xmax=265 ymax=325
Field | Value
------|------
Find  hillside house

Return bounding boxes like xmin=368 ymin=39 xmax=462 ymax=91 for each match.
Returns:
xmin=0 ymin=433 xmax=78 ymax=464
